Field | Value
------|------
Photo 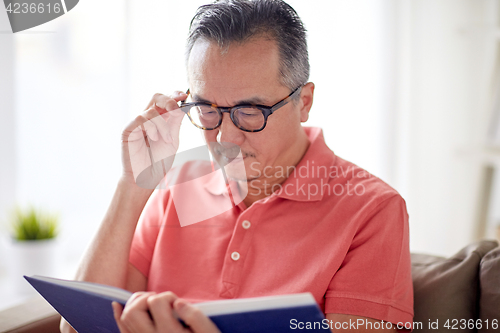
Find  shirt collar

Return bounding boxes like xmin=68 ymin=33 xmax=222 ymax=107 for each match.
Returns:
xmin=275 ymin=127 xmax=335 ymax=201
xmin=203 ymin=167 xmax=245 ymax=207
xmin=203 ymin=164 xmax=228 ymax=196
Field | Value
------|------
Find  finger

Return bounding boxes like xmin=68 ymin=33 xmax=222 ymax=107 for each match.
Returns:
xmin=122 ymin=107 xmax=161 ymax=143
xmin=112 ymin=302 xmax=131 ymax=333
xmin=152 ymin=94 xmax=186 ymax=144
xmin=129 ymin=92 xmax=186 ymax=143
xmin=126 ymin=107 xmax=162 ymax=142
xmin=174 ymin=299 xmax=221 ymax=333
xmin=164 ymin=108 xmax=185 ymax=143
xmin=142 ymin=117 xmax=159 ymax=141
xmin=149 ymin=113 xmax=172 ymax=144
xmin=152 ymin=109 xmax=185 ymax=145
xmin=126 ymin=291 xmax=155 ymax=306
xmin=143 ymin=107 xmax=167 ymax=142
xmin=127 ymin=126 xmax=146 ymax=142
xmin=145 ymin=91 xmax=187 ymax=111
xmin=155 ymin=93 xmax=185 ymax=112
xmin=121 ymin=293 xmax=156 ymax=333
xmin=147 ymin=292 xmax=185 ymax=331
xmin=126 ymin=112 xmax=173 ymax=145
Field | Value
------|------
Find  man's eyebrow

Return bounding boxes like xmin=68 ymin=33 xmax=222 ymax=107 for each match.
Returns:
xmin=191 ymin=94 xmax=268 ymax=106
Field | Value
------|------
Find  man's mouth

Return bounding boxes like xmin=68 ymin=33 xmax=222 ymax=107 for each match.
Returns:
xmin=210 ymin=142 xmax=249 ymax=164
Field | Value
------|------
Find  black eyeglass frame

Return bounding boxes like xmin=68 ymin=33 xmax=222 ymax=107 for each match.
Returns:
xmin=179 ymin=86 xmax=303 ymax=133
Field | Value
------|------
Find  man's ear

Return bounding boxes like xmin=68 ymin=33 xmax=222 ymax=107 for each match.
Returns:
xmin=298 ymin=82 xmax=314 ymax=122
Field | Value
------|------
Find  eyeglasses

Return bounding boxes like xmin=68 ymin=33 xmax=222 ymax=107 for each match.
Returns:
xmin=179 ymin=86 xmax=302 ymax=132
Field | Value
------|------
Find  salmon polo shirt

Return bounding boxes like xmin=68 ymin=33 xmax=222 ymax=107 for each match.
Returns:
xmin=129 ymin=126 xmax=414 ymax=327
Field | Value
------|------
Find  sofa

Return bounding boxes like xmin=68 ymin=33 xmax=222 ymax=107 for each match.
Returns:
xmin=0 ymin=240 xmax=499 ymax=333
xmin=411 ymin=239 xmax=500 ymax=332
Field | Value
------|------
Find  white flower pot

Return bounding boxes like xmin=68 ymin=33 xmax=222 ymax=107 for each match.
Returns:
xmin=4 ymin=238 xmax=59 ymax=296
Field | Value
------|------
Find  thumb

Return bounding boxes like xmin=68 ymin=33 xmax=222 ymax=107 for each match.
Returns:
xmin=174 ymin=299 xmax=221 ymax=333
xmin=171 ymin=90 xmax=188 ymax=103
xmin=112 ymin=302 xmax=131 ymax=333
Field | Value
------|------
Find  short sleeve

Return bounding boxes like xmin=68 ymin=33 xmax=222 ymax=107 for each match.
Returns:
xmin=129 ymin=189 xmax=169 ymax=278
xmin=325 ymin=195 xmax=414 ymax=329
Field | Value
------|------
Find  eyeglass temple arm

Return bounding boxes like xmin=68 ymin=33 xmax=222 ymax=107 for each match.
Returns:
xmin=270 ymin=86 xmax=302 ymax=112
xmin=271 ymin=99 xmax=290 ymax=112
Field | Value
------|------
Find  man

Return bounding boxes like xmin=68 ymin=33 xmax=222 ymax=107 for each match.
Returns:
xmin=61 ymin=0 xmax=413 ymax=332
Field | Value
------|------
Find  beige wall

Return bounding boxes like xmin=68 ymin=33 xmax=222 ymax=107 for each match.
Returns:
xmin=393 ymin=0 xmax=498 ymax=255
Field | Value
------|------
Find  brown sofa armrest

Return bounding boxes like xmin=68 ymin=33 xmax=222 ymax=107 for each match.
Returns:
xmin=0 ymin=296 xmax=60 ymax=333
xmin=411 ymin=239 xmax=498 ymax=330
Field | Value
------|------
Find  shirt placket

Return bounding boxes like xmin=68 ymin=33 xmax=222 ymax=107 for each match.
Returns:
xmin=219 ymin=196 xmax=274 ymax=298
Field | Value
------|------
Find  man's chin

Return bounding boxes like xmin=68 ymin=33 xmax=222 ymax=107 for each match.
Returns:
xmin=225 ymin=172 xmax=259 ymax=183
xmin=221 ymin=158 xmax=246 ymax=179
xmin=225 ymin=173 xmax=252 ymax=182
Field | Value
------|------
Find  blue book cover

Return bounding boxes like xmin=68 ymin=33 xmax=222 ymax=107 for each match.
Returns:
xmin=24 ymin=275 xmax=329 ymax=332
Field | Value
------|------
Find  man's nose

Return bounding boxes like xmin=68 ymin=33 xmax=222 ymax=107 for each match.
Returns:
xmin=218 ymin=113 xmax=245 ymax=145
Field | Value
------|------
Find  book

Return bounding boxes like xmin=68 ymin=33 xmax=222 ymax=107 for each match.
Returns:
xmin=24 ymin=275 xmax=329 ymax=332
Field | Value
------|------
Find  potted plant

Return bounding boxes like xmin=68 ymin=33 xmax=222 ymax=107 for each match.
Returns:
xmin=4 ymin=206 xmax=60 ymax=295
xmin=11 ymin=206 xmax=59 ymax=241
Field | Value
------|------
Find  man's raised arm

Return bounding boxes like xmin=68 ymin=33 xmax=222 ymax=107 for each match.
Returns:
xmin=60 ymin=91 xmax=186 ymax=333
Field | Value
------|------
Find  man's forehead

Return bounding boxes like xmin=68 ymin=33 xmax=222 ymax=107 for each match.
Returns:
xmin=187 ymin=39 xmax=283 ymax=100
xmin=190 ymin=89 xmax=268 ymax=106
xmin=187 ymin=38 xmax=280 ymax=78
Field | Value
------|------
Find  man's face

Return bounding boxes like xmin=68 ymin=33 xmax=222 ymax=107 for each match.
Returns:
xmin=187 ymin=37 xmax=307 ymax=183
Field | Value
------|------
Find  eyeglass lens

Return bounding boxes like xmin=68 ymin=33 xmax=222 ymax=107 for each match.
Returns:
xmin=188 ymin=105 xmax=265 ymax=131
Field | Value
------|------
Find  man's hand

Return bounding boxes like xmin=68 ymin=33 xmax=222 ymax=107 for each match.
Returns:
xmin=121 ymin=91 xmax=187 ymax=189
xmin=112 ymin=291 xmax=221 ymax=333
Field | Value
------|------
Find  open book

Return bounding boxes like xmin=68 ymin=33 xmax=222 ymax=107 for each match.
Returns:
xmin=24 ymin=275 xmax=329 ymax=332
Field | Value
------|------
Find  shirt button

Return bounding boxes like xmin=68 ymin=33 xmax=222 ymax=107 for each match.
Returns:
xmin=242 ymin=220 xmax=251 ymax=229
xmin=231 ymin=251 xmax=240 ymax=261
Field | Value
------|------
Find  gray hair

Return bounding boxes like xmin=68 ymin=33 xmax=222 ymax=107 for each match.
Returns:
xmin=186 ymin=0 xmax=309 ymax=91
